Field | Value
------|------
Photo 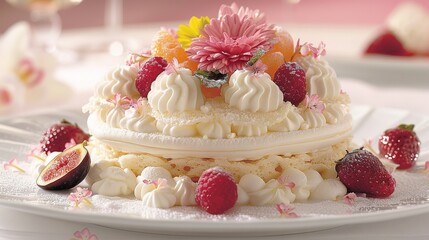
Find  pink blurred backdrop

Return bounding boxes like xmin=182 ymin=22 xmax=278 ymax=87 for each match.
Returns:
xmin=1 ymin=0 xmax=429 ymax=33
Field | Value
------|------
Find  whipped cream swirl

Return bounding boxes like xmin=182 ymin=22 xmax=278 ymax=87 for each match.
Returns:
xmin=222 ymin=70 xmax=283 ymax=112
xmin=156 ymin=121 xmax=197 ymax=137
xmin=134 ymin=180 xmax=176 ymax=209
xmin=323 ymin=103 xmax=347 ymax=124
xmin=119 ymin=107 xmax=158 ymax=133
xmin=148 ymin=68 xmax=204 ymax=113
xmin=92 ymin=167 xmax=137 ymax=196
xmin=95 ymin=65 xmax=140 ymax=99
xmin=232 ymin=123 xmax=267 ymax=137
xmin=197 ymin=120 xmax=232 ymax=139
xmin=173 ymin=176 xmax=197 ymax=206
xmin=268 ymin=108 xmax=304 ymax=132
xmin=297 ymin=56 xmax=341 ymax=100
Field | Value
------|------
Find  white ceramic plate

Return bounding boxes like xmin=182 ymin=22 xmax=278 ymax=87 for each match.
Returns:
xmin=0 ymin=106 xmax=429 ymax=237
xmin=327 ymin=55 xmax=429 ymax=85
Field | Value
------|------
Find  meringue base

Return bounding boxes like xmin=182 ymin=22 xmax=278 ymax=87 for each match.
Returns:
xmin=88 ymin=137 xmax=353 ymax=182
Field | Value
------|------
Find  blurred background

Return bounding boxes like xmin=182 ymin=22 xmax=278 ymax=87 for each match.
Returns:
xmin=2 ymin=0 xmax=429 ymax=31
xmin=0 ymin=0 xmax=428 ymax=117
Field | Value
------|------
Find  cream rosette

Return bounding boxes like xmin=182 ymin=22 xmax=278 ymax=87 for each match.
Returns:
xmin=96 ymin=65 xmax=140 ymax=100
xmin=148 ymin=68 xmax=204 ymax=113
xmin=222 ymin=70 xmax=283 ymax=113
xmin=297 ymin=56 xmax=341 ymax=100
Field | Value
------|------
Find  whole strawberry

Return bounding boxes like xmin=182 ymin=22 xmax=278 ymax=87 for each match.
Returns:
xmin=135 ymin=56 xmax=168 ymax=98
xmin=39 ymin=120 xmax=90 ymax=154
xmin=195 ymin=167 xmax=238 ymax=215
xmin=378 ymin=124 xmax=420 ymax=169
xmin=273 ymin=62 xmax=307 ymax=106
xmin=336 ymin=148 xmax=396 ymax=198
xmin=365 ymin=31 xmax=414 ymax=57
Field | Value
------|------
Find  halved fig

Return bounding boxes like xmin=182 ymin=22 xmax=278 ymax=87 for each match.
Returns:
xmin=36 ymin=142 xmax=91 ymax=190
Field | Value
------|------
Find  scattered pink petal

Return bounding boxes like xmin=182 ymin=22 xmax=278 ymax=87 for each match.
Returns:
xmin=3 ymin=159 xmax=26 ymax=173
xmin=343 ymin=192 xmax=357 ymax=205
xmin=245 ymin=60 xmax=267 ymax=76
xmin=291 ymin=39 xmax=327 ymax=60
xmin=276 ymin=203 xmax=298 ymax=218
xmin=68 ymin=187 xmax=93 ymax=208
xmin=108 ymin=93 xmax=133 ymax=110
xmin=27 ymin=145 xmax=46 ymax=162
xmin=16 ymin=58 xmax=45 ymax=88
xmin=73 ymin=227 xmax=98 ymax=240
xmin=142 ymin=178 xmax=168 ymax=188
xmin=303 ymin=94 xmax=325 ymax=113
xmin=165 ymin=58 xmax=180 ymax=75
xmin=277 ymin=175 xmax=296 ymax=189
xmin=125 ymin=51 xmax=151 ymax=66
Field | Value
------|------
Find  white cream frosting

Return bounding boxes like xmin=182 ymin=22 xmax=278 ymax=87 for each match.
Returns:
xmin=323 ymin=103 xmax=347 ymax=124
xmin=387 ymin=2 xmax=429 ymax=53
xmin=232 ymin=123 xmax=268 ymax=137
xmin=268 ymin=108 xmax=304 ymax=132
xmin=156 ymin=121 xmax=197 ymax=137
xmin=148 ymin=68 xmax=204 ymax=113
xmin=120 ymin=107 xmax=158 ymax=133
xmin=301 ymin=110 xmax=327 ymax=129
xmin=222 ymin=70 xmax=283 ymax=113
xmin=91 ymin=167 xmax=137 ymax=196
xmin=106 ymin=105 xmax=125 ymax=129
xmin=134 ymin=181 xmax=176 ymax=209
xmin=239 ymin=174 xmax=266 ymax=193
xmin=196 ymin=120 xmax=231 ymax=139
xmin=303 ymin=169 xmax=323 ymax=191
xmin=173 ymin=176 xmax=197 ymax=206
xmin=297 ymin=56 xmax=341 ymax=100
xmin=87 ymin=113 xmax=353 ymax=160
xmin=139 ymin=167 xmax=175 ymax=186
xmin=280 ymin=168 xmax=310 ymax=201
xmin=95 ymin=65 xmax=140 ymax=99
xmin=86 ymin=160 xmax=119 ymax=185
xmin=310 ymin=179 xmax=347 ymax=201
xmin=236 ymin=185 xmax=250 ymax=205
xmin=249 ymin=179 xmax=296 ymax=205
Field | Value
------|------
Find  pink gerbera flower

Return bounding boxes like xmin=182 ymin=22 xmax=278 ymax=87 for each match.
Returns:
xmin=188 ymin=5 xmax=275 ymax=74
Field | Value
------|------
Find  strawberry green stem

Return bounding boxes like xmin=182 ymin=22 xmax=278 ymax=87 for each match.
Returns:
xmin=398 ymin=124 xmax=415 ymax=131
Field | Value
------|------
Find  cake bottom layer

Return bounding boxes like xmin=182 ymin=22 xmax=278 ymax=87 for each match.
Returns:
xmin=88 ymin=137 xmax=353 ymax=182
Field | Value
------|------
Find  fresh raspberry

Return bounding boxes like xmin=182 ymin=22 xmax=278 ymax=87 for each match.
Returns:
xmin=336 ymin=148 xmax=396 ymax=198
xmin=378 ymin=124 xmax=420 ymax=169
xmin=273 ymin=62 xmax=307 ymax=106
xmin=39 ymin=120 xmax=90 ymax=154
xmin=195 ymin=167 xmax=238 ymax=214
xmin=135 ymin=56 xmax=168 ymax=98
xmin=365 ymin=31 xmax=414 ymax=57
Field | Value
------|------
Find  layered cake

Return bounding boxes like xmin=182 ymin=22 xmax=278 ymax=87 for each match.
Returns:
xmin=83 ymin=3 xmax=354 ymax=209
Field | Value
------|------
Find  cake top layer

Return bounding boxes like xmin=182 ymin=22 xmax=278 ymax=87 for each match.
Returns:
xmin=84 ymin=3 xmax=351 ymax=140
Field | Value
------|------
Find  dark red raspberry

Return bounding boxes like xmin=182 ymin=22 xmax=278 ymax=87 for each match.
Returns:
xmin=195 ymin=167 xmax=237 ymax=215
xmin=273 ymin=62 xmax=307 ymax=106
xmin=135 ymin=57 xmax=168 ymax=98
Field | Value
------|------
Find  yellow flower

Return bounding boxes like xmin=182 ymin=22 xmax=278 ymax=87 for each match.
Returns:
xmin=177 ymin=16 xmax=210 ymax=49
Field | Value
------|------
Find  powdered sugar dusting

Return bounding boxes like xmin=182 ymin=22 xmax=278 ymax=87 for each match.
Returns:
xmin=1 ymin=162 xmax=429 ymax=221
